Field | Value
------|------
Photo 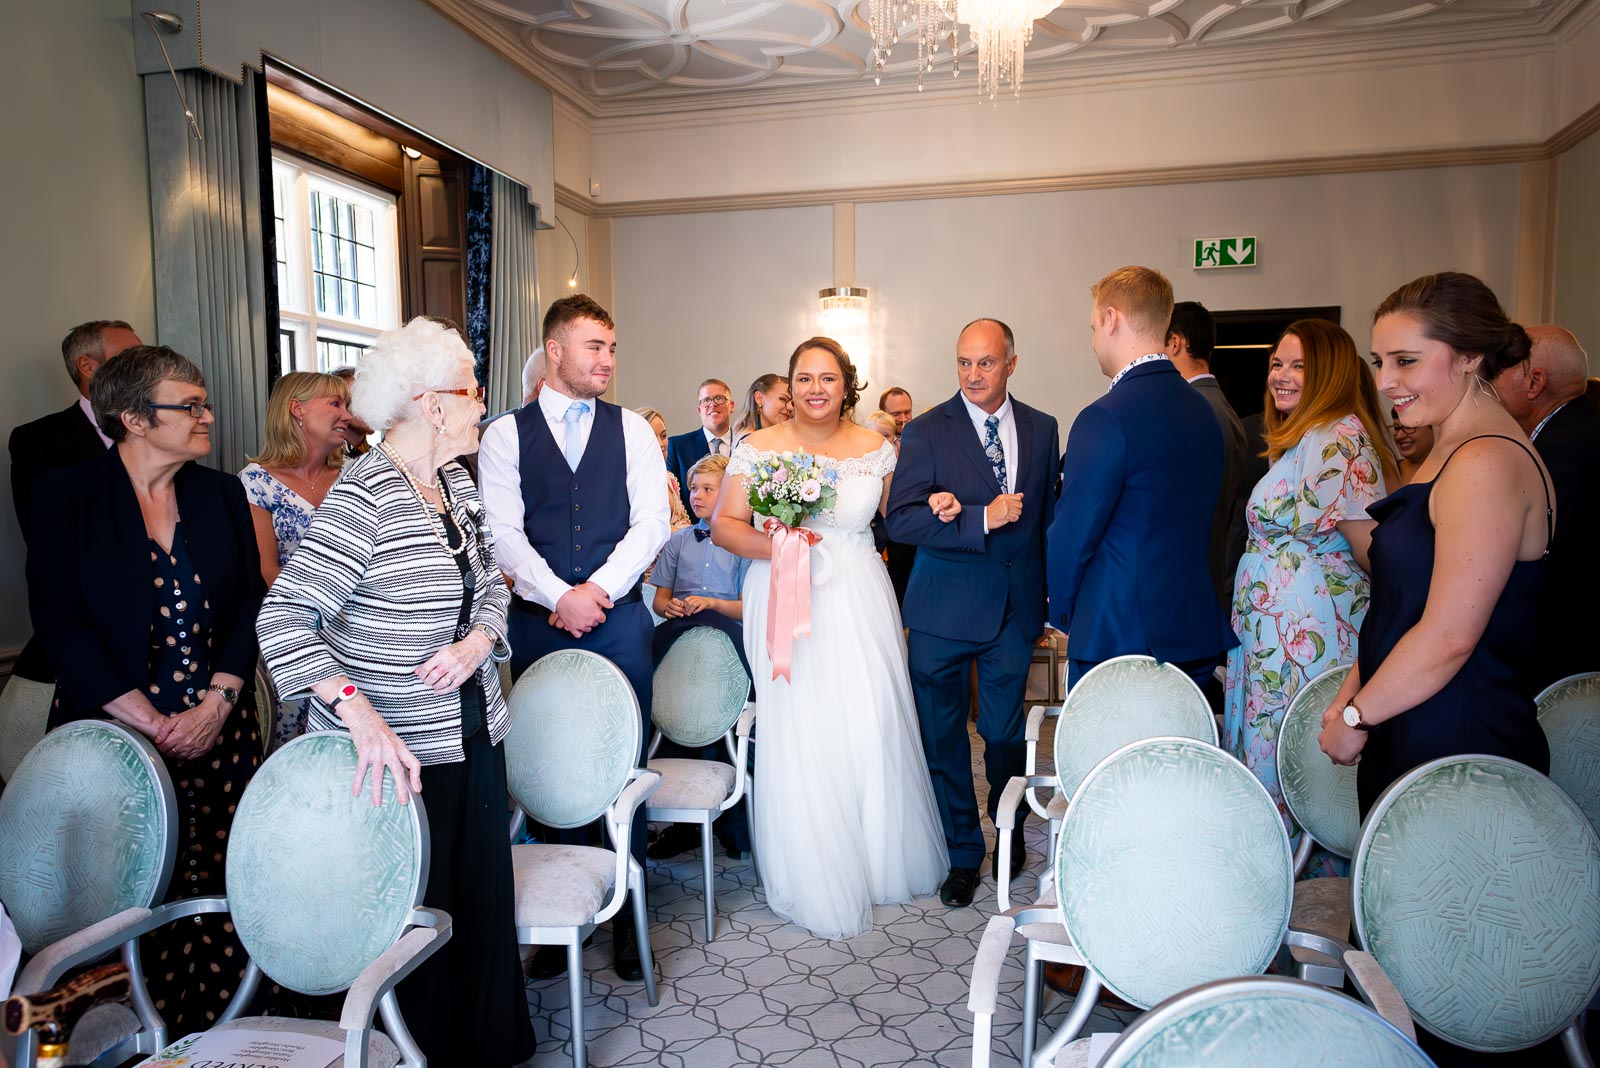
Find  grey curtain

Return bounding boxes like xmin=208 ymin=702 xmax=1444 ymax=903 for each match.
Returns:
xmin=487 ymin=174 xmax=542 ymax=416
xmin=143 ymin=69 xmax=271 ymax=477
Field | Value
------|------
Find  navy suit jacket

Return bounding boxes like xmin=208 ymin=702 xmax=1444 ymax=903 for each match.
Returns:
xmin=28 ymin=448 xmax=264 ymax=727
xmin=1047 ymin=360 xmax=1233 ymax=664
xmin=1531 ymin=398 xmax=1600 ymax=686
xmin=664 ymin=428 xmax=712 ymax=514
xmin=886 ymin=393 xmax=1060 ymax=644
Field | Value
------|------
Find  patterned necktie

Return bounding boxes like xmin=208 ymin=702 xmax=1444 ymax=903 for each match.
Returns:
xmin=562 ymin=401 xmax=590 ymax=471
xmin=984 ymin=414 xmax=1007 ymax=493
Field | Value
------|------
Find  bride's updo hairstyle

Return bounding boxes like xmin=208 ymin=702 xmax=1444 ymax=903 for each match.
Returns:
xmin=1373 ymin=272 xmax=1531 ymax=380
xmin=788 ymin=336 xmax=867 ymax=418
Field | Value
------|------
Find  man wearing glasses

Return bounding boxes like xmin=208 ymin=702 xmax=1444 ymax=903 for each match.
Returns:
xmin=665 ymin=378 xmax=734 ymax=514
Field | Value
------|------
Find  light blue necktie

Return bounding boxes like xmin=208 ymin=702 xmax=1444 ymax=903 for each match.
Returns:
xmin=562 ymin=401 xmax=590 ymax=471
xmin=984 ymin=414 xmax=1007 ymax=493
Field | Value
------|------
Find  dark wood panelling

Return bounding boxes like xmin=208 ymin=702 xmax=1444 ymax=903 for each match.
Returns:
xmin=265 ymin=83 xmax=403 ymax=192
xmin=401 ymin=154 xmax=469 ymax=325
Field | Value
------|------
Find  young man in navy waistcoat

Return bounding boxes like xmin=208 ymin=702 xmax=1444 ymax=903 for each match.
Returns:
xmin=479 ymin=294 xmax=671 ymax=982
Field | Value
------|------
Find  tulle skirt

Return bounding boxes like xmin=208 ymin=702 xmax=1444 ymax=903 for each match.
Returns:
xmin=743 ymin=540 xmax=949 ymax=939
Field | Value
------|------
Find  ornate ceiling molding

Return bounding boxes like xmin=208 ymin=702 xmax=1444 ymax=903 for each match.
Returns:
xmin=424 ymin=0 xmax=1591 ymax=115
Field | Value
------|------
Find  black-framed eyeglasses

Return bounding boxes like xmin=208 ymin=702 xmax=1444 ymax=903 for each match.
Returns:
xmin=148 ymin=402 xmax=215 ymax=419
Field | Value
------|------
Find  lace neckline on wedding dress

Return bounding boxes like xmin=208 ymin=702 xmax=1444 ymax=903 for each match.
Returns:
xmin=729 ymin=438 xmax=896 ymax=479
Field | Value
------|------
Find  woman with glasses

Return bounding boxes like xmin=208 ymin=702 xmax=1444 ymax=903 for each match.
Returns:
xmin=257 ymin=317 xmax=532 ymax=1066
xmin=27 ymin=345 xmax=264 ymax=1032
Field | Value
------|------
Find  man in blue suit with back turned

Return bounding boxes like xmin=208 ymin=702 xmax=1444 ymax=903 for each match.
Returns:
xmin=887 ymin=318 xmax=1060 ymax=908
xmin=1049 ymin=266 xmax=1233 ymax=689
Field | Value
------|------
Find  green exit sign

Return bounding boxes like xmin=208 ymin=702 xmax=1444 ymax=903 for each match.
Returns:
xmin=1194 ymin=236 xmax=1257 ymax=269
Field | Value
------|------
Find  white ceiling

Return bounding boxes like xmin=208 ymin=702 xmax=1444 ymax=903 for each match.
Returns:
xmin=430 ymin=0 xmax=1584 ymax=109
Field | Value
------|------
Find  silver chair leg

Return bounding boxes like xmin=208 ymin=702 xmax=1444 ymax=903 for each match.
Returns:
xmin=1032 ymin=971 xmax=1102 ymax=1068
xmin=379 ymin=990 xmax=426 ymax=1068
xmin=702 ymin=818 xmax=716 ymax=941
xmin=567 ymin=937 xmax=586 ymax=1068
xmin=1563 ymin=1020 xmax=1596 ymax=1068
xmin=1021 ymin=942 xmax=1040 ymax=1068
xmin=630 ymin=866 xmax=660 ymax=1006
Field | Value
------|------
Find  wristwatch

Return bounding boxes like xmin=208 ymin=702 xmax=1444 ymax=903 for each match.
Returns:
xmin=328 ymin=682 xmax=361 ymax=711
xmin=205 ymin=683 xmax=240 ymax=705
xmin=1342 ymin=702 xmax=1370 ymax=732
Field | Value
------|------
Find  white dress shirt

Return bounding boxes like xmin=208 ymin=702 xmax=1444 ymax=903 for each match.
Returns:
xmin=479 ymin=382 xmax=671 ymax=611
xmin=78 ymin=394 xmax=113 ymax=449
xmin=703 ymin=425 xmax=733 ymax=456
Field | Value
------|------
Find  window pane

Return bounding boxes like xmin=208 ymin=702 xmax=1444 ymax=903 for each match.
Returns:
xmin=355 ymin=209 xmax=374 ymax=247
xmin=356 ymin=244 xmax=376 ymax=283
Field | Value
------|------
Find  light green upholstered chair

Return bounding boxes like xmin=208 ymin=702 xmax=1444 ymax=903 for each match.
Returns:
xmin=504 ymin=649 xmax=661 ymax=1068
xmin=974 ymin=737 xmax=1292 ymax=1068
xmin=644 ymin=626 xmax=754 ymax=940
xmin=996 ymin=655 xmax=1217 ymax=910
xmin=0 ymin=721 xmax=175 ymax=1068
xmin=7 ymin=730 xmax=443 ymax=1068
xmin=1536 ymin=672 xmax=1600 ymax=832
xmin=0 ymin=673 xmax=54 ymax=785
xmin=1353 ymin=755 xmax=1600 ymax=1065
xmin=1276 ymin=664 xmax=1359 ymax=984
xmin=1094 ymin=976 xmax=1433 ymax=1068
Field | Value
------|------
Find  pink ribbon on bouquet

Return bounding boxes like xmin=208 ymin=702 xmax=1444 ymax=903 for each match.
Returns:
xmin=763 ymin=517 xmax=821 ymax=683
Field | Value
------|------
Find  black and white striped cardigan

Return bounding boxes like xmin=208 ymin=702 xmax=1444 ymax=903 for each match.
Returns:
xmin=257 ymin=447 xmax=513 ymax=765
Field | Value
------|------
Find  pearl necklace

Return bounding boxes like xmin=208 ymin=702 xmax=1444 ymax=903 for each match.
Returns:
xmin=379 ymin=442 xmax=467 ymax=557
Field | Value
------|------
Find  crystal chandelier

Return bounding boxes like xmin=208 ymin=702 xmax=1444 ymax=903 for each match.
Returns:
xmin=869 ymin=0 xmax=1061 ymax=99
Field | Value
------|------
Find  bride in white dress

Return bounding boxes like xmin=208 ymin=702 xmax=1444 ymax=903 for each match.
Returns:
xmin=712 ymin=337 xmax=948 ymax=940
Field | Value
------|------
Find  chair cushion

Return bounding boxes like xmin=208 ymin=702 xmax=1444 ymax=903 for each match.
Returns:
xmin=1290 ymin=876 xmax=1352 ymax=969
xmin=646 ymin=758 xmax=736 ymax=810
xmin=1046 ymin=791 xmax=1067 ymax=820
xmin=1055 ymin=1037 xmax=1093 ymax=1067
xmin=512 ymin=844 xmax=616 ymax=928
xmin=211 ymin=1016 xmax=399 ymax=1068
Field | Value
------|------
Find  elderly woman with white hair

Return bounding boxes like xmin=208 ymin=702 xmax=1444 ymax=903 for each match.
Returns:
xmin=256 ymin=317 xmax=533 ymax=1066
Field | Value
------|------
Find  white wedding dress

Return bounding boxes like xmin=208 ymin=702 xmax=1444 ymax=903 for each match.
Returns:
xmin=730 ymin=439 xmax=949 ymax=939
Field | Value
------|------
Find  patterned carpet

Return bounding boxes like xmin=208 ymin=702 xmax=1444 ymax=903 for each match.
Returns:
xmin=521 ymin=716 xmax=1136 ymax=1067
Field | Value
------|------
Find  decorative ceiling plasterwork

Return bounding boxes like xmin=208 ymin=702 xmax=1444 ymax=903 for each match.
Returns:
xmin=433 ymin=0 xmax=1580 ymax=111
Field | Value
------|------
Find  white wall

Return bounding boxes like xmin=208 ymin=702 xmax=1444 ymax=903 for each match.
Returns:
xmin=0 ymin=0 xmax=155 ymax=653
xmin=612 ymin=164 xmax=1524 ymax=435
xmin=1554 ymin=128 xmax=1600 ymax=363
xmin=613 ymin=207 xmax=833 ymax=433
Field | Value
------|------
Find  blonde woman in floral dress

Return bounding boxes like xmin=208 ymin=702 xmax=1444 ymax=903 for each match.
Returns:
xmin=1224 ymin=319 xmax=1396 ymax=877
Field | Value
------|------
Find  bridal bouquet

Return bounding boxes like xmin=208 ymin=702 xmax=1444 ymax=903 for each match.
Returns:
xmin=746 ymin=450 xmax=837 ymax=683
xmin=746 ymin=450 xmax=837 ymax=528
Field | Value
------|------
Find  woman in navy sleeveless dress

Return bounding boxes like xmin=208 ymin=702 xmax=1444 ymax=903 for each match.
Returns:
xmin=1318 ymin=273 xmax=1553 ymax=819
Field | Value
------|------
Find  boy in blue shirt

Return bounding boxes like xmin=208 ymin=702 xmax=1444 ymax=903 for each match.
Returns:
xmin=648 ymin=453 xmax=752 ymax=860
xmin=650 ymin=453 xmax=751 ymax=674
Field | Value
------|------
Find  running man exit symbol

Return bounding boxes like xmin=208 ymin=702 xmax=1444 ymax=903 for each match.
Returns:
xmin=1194 ymin=236 xmax=1257 ymax=269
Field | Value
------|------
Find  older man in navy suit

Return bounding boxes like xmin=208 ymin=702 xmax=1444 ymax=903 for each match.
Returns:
xmin=887 ymin=319 xmax=1060 ymax=908
xmin=1048 ymin=267 xmax=1232 ymax=689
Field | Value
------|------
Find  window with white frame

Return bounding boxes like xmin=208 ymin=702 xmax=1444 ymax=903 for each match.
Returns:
xmin=272 ymin=154 xmax=401 ymax=375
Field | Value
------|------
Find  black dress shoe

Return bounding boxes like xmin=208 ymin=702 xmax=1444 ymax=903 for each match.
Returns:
xmin=717 ymin=838 xmax=745 ymax=861
xmin=611 ymin=920 xmax=644 ymax=982
xmin=940 ymin=867 xmax=980 ymax=908
xmin=647 ymin=824 xmax=700 ymax=860
xmin=523 ymin=944 xmax=568 ymax=980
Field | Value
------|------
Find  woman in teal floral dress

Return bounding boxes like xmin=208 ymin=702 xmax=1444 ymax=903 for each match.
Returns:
xmin=1224 ymin=319 xmax=1396 ymax=876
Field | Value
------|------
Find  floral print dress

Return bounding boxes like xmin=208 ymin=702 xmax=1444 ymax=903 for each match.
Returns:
xmin=239 ymin=463 xmax=321 ymax=751
xmin=1223 ymin=414 xmax=1386 ymax=877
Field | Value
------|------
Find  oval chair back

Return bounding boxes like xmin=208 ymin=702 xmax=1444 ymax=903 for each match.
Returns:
xmin=1353 ymin=755 xmax=1600 ymax=1053
xmin=0 ymin=721 xmax=176 ymax=953
xmin=1276 ymin=665 xmax=1360 ymax=861
xmin=226 ymin=731 xmax=428 ymax=995
xmin=1053 ymin=656 xmax=1217 ymax=799
xmin=1057 ymin=737 xmax=1293 ymax=1010
xmin=1535 ymin=672 xmax=1600 ymax=831
xmin=0 ymin=674 xmax=54 ymax=785
xmin=652 ymin=627 xmax=749 ymax=748
xmin=504 ymin=650 xmax=642 ymax=829
xmin=1098 ymin=975 xmax=1434 ymax=1068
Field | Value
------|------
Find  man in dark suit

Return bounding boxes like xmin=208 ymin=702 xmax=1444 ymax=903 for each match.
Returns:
xmin=1166 ymin=301 xmax=1249 ymax=608
xmin=887 ymin=319 xmax=1060 ymax=908
xmin=880 ymin=386 xmax=918 ymax=605
xmin=1048 ymin=267 xmax=1232 ymax=689
xmin=9 ymin=319 xmax=141 ymax=682
xmin=664 ymin=378 xmax=734 ymax=514
xmin=1492 ymin=324 xmax=1599 ymax=688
